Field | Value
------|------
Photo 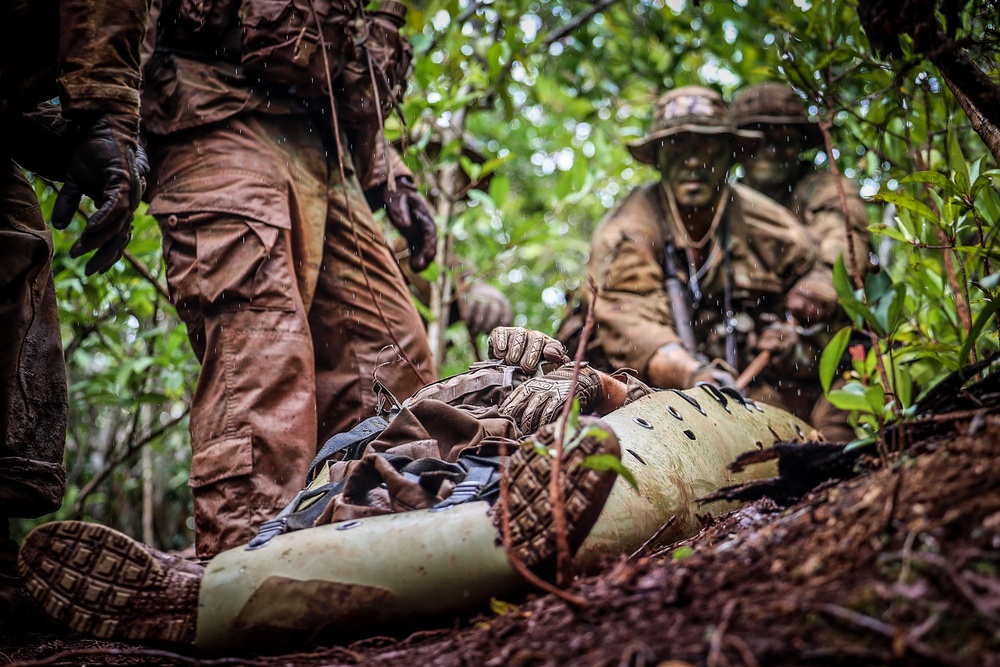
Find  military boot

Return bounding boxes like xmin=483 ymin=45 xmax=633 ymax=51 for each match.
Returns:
xmin=17 ymin=521 xmax=203 ymax=644
xmin=493 ymin=415 xmax=621 ymax=570
xmin=17 ymin=419 xmax=622 ymax=647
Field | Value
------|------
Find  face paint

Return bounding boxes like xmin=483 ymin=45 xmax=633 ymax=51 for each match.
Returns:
xmin=743 ymin=123 xmax=804 ymax=189
xmin=657 ymin=133 xmax=733 ymax=208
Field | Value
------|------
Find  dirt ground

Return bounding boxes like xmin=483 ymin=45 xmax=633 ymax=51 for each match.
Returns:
xmin=3 ymin=410 xmax=1000 ymax=666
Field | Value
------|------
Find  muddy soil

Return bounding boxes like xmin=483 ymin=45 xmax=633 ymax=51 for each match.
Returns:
xmin=3 ymin=414 xmax=1000 ymax=667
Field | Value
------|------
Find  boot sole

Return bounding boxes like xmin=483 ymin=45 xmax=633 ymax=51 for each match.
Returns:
xmin=495 ymin=416 xmax=621 ymax=569
xmin=17 ymin=521 xmax=198 ymax=644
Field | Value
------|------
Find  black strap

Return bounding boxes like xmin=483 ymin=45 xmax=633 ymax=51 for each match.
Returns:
xmin=306 ymin=415 xmax=389 ymax=485
xmin=430 ymin=456 xmax=503 ymax=511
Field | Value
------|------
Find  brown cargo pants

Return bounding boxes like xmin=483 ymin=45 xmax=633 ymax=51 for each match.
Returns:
xmin=0 ymin=159 xmax=68 ymax=521
xmin=147 ymin=113 xmax=434 ymax=558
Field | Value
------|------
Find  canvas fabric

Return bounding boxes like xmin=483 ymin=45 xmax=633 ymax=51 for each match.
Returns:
xmin=147 ymin=112 xmax=434 ymax=558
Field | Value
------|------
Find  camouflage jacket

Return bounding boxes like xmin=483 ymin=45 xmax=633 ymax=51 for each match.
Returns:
xmin=584 ymin=181 xmax=820 ymax=381
xmin=790 ymin=171 xmax=872 ymax=273
xmin=0 ymin=0 xmax=147 ymax=121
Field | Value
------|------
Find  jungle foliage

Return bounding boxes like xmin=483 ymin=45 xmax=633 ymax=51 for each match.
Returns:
xmin=15 ymin=0 xmax=999 ymax=549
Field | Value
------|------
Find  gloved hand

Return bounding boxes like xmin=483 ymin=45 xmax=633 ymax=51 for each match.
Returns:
xmin=51 ymin=113 xmax=146 ymax=275
xmin=488 ymin=327 xmax=570 ymax=375
xmin=499 ymin=363 xmax=602 ymax=434
xmin=755 ymin=321 xmax=801 ymax=363
xmin=689 ymin=358 xmax=737 ymax=389
xmin=380 ymin=176 xmax=437 ymax=272
xmin=458 ymin=281 xmax=514 ymax=339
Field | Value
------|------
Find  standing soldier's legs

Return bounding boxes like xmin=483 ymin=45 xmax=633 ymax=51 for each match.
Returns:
xmin=0 ymin=159 xmax=68 ymax=614
xmin=149 ymin=117 xmax=323 ymax=558
xmin=309 ymin=147 xmax=435 ymax=442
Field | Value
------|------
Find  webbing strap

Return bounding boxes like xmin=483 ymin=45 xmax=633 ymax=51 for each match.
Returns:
xmin=430 ymin=456 xmax=502 ymax=511
xmin=306 ymin=415 xmax=389 ymax=485
xmin=402 ymin=363 xmax=516 ymax=408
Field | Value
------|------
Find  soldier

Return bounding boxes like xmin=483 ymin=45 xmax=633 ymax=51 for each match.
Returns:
xmin=17 ymin=328 xmax=631 ymax=646
xmin=732 ymin=82 xmax=872 ymax=325
xmin=733 ymin=82 xmax=873 ymax=441
xmin=1 ymin=0 xmax=149 ymax=630
xmin=571 ymin=86 xmax=840 ymax=427
xmin=141 ymin=1 xmax=436 ymax=559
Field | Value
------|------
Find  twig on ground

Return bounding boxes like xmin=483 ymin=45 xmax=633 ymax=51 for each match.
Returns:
xmin=817 ymin=604 xmax=967 ymax=667
xmin=726 ymin=634 xmax=761 ymax=667
xmin=629 ymin=515 xmax=678 ymax=561
xmin=707 ymin=599 xmax=738 ymax=667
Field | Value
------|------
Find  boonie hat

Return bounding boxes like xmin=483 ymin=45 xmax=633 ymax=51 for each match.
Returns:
xmin=628 ymin=85 xmax=762 ymax=165
xmin=731 ymin=82 xmax=823 ymax=148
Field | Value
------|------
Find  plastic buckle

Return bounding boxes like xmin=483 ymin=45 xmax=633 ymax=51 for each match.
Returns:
xmin=246 ymin=517 xmax=287 ymax=550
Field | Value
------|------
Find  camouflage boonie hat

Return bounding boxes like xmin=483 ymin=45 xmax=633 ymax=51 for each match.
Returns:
xmin=731 ymin=83 xmax=823 ymax=148
xmin=628 ymin=86 xmax=763 ymax=165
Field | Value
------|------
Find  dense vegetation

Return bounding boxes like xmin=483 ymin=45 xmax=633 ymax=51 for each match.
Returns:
xmin=16 ymin=0 xmax=999 ymax=551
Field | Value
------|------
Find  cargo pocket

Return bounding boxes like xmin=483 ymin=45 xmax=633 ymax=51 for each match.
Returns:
xmin=189 ymin=429 xmax=255 ymax=556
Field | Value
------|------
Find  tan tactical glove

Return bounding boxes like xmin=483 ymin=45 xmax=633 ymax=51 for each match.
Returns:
xmin=488 ymin=327 xmax=570 ymax=375
xmin=458 ymin=282 xmax=514 ymax=339
xmin=755 ymin=321 xmax=801 ymax=364
xmin=786 ymin=271 xmax=838 ymax=324
xmin=498 ymin=363 xmax=602 ymax=434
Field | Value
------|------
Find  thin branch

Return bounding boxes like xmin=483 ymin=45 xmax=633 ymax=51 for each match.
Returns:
xmin=816 ymin=604 xmax=967 ymax=667
xmin=74 ymin=409 xmax=188 ymax=514
xmin=553 ymin=275 xmax=599 ymax=586
xmin=124 ymin=249 xmax=170 ymax=300
xmin=629 ymin=515 xmax=677 ymax=561
xmin=496 ymin=437 xmax=588 ymax=607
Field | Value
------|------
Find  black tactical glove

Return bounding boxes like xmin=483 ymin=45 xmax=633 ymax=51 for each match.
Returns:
xmin=458 ymin=282 xmax=514 ymax=339
xmin=499 ymin=363 xmax=602 ymax=434
xmin=488 ymin=327 xmax=570 ymax=375
xmin=378 ymin=176 xmax=437 ymax=272
xmin=51 ymin=113 xmax=146 ymax=275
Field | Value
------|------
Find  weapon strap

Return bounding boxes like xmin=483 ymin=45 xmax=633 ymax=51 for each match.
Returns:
xmin=720 ymin=210 xmax=738 ymax=371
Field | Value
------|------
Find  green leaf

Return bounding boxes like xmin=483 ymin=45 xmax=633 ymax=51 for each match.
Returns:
xmin=899 ymin=170 xmax=963 ymax=197
xmin=820 ymin=327 xmax=853 ymax=394
xmin=844 ymin=435 xmax=878 ymax=452
xmin=957 ymin=295 xmax=1000 ymax=366
xmin=864 ymin=382 xmax=887 ymax=414
xmin=828 ymin=381 xmax=874 ymax=413
xmin=488 ymin=174 xmax=510 ymax=206
xmin=490 ymin=598 xmax=519 ymax=616
xmin=671 ymin=546 xmax=695 ymax=561
xmin=581 ymin=453 xmax=639 ymax=491
xmin=867 ymin=223 xmax=910 ymax=244
xmin=947 ymin=123 xmax=971 ymax=192
xmin=873 ymin=189 xmax=936 ymax=222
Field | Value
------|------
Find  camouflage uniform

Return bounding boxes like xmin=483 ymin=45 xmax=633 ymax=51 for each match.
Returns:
xmin=1 ymin=0 xmax=148 ymax=622
xmin=575 ymin=87 xmax=842 ymax=429
xmin=142 ymin=1 xmax=434 ymax=557
xmin=733 ymin=83 xmax=874 ymax=441
xmin=584 ymin=182 xmax=817 ymax=408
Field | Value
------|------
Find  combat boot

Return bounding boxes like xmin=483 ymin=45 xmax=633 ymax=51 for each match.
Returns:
xmin=16 ymin=418 xmax=622 ymax=648
xmin=17 ymin=521 xmax=203 ymax=644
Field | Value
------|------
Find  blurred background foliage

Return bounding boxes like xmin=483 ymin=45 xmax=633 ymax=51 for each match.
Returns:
xmin=14 ymin=0 xmax=999 ymax=549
